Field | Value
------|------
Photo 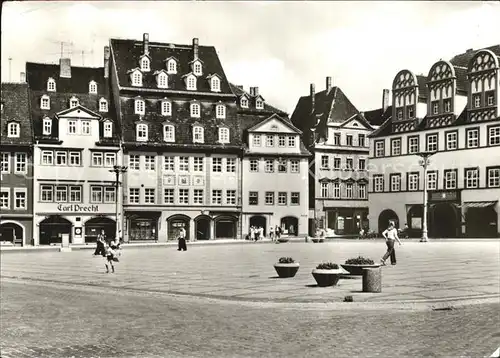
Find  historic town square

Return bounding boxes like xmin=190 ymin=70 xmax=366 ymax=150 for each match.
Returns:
xmin=1 ymin=1 xmax=500 ymax=357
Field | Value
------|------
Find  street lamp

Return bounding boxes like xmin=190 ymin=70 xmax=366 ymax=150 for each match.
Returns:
xmin=109 ymin=165 xmax=128 ymax=242
xmin=416 ymin=151 xmax=435 ymax=243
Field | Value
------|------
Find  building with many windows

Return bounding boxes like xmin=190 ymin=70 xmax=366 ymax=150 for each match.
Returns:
xmin=290 ymin=77 xmax=377 ymax=235
xmin=27 ymin=52 xmax=121 ymax=245
xmin=367 ymin=45 xmax=500 ymax=238
xmin=0 ymin=81 xmax=33 ymax=245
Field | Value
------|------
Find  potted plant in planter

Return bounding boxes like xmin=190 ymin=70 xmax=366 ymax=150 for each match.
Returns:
xmin=311 ymin=262 xmax=343 ymax=287
xmin=274 ymin=257 xmax=300 ymax=278
xmin=341 ymin=256 xmax=380 ymax=276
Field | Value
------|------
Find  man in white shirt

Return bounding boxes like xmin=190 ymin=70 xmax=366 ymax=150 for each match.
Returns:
xmin=381 ymin=220 xmax=402 ymax=265
xmin=177 ymin=227 xmax=187 ymax=251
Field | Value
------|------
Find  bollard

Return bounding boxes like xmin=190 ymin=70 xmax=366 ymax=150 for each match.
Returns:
xmin=362 ymin=267 xmax=382 ymax=293
xmin=305 ymin=236 xmax=308 ymax=243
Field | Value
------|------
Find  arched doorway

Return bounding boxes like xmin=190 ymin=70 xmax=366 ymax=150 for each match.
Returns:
xmin=0 ymin=221 xmax=24 ymax=245
xmin=39 ymin=216 xmax=72 ymax=245
xmin=167 ymin=215 xmax=190 ymax=241
xmin=249 ymin=215 xmax=266 ymax=236
xmin=430 ymin=203 xmax=458 ymax=238
xmin=84 ymin=216 xmax=116 ymax=243
xmin=194 ymin=215 xmax=210 ymax=240
xmin=466 ymin=206 xmax=498 ymax=238
xmin=281 ymin=216 xmax=298 ymax=236
xmin=215 ymin=215 xmax=237 ymax=239
xmin=378 ymin=209 xmax=399 ymax=234
xmin=406 ymin=205 xmax=424 ymax=238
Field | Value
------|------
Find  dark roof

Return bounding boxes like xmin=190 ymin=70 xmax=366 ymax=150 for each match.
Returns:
xmin=363 ymin=106 xmax=392 ymax=126
xmin=1 ymin=83 xmax=33 ymax=146
xmin=229 ymin=83 xmax=287 ymax=116
xmin=110 ymin=38 xmax=233 ymax=94
xmin=449 ymin=45 xmax=500 ymax=68
xmin=416 ymin=75 xmax=428 ymax=100
xmin=454 ymin=66 xmax=468 ymax=93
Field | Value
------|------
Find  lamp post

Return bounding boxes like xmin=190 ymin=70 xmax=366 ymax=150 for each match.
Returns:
xmin=110 ymin=165 xmax=128 ymax=241
xmin=416 ymin=151 xmax=435 ymax=243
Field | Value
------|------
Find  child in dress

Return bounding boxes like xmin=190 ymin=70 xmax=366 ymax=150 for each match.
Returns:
xmin=104 ymin=242 xmax=119 ymax=273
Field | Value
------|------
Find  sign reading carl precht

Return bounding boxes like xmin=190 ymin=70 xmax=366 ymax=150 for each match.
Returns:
xmin=57 ymin=204 xmax=100 ymax=212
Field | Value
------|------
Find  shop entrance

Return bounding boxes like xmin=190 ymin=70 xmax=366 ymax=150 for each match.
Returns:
xmin=465 ymin=205 xmax=497 ymax=238
xmin=249 ymin=215 xmax=266 ymax=236
xmin=430 ymin=203 xmax=458 ymax=238
xmin=0 ymin=222 xmax=24 ymax=245
xmin=280 ymin=216 xmax=298 ymax=236
xmin=215 ymin=216 xmax=237 ymax=239
xmin=39 ymin=216 xmax=72 ymax=245
xmin=195 ymin=216 xmax=210 ymax=240
xmin=84 ymin=217 xmax=116 ymax=243
xmin=167 ymin=215 xmax=190 ymax=241
xmin=378 ymin=209 xmax=399 ymax=234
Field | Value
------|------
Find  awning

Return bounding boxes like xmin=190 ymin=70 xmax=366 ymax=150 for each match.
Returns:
xmin=462 ymin=201 xmax=498 ymax=209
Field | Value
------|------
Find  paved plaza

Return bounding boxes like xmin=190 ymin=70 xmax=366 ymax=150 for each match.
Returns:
xmin=1 ymin=240 xmax=500 ymax=357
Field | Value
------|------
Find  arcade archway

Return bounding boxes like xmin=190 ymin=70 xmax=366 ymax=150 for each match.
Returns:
xmin=249 ymin=215 xmax=266 ymax=236
xmin=167 ymin=214 xmax=190 ymax=241
xmin=378 ymin=209 xmax=399 ymax=234
xmin=0 ymin=221 xmax=24 ymax=245
xmin=84 ymin=216 xmax=116 ymax=243
xmin=39 ymin=216 xmax=72 ymax=245
xmin=281 ymin=216 xmax=298 ymax=236
xmin=215 ymin=215 xmax=237 ymax=239
xmin=430 ymin=203 xmax=459 ymax=238
xmin=194 ymin=215 xmax=210 ymax=240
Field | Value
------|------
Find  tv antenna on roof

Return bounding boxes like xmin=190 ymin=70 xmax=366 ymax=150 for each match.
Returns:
xmin=8 ymin=57 xmax=12 ymax=82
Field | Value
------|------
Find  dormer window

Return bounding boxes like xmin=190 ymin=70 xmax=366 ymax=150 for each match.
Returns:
xmin=131 ymin=71 xmax=143 ymax=87
xmin=99 ymin=98 xmax=108 ymax=112
xmin=163 ymin=124 xmax=175 ymax=142
xmin=210 ymin=77 xmax=221 ymax=92
xmin=47 ymin=77 xmax=56 ymax=92
xmin=161 ymin=99 xmax=172 ymax=116
xmin=193 ymin=61 xmax=202 ymax=75
xmin=7 ymin=122 xmax=20 ymax=138
xmin=103 ymin=122 xmax=113 ymax=138
xmin=41 ymin=95 xmax=50 ymax=110
xmin=216 ymin=104 xmax=226 ymax=119
xmin=193 ymin=126 xmax=204 ymax=143
xmin=136 ymin=123 xmax=148 ymax=141
xmin=186 ymin=75 xmax=197 ymax=90
xmin=69 ymin=96 xmax=79 ymax=108
xmin=256 ymin=99 xmax=264 ymax=109
xmin=89 ymin=80 xmax=97 ymax=94
xmin=135 ymin=98 xmax=145 ymax=115
xmin=190 ymin=102 xmax=200 ymax=118
xmin=140 ymin=57 xmax=150 ymax=72
xmin=218 ymin=127 xmax=230 ymax=144
xmin=43 ymin=117 xmax=52 ymax=135
xmin=241 ymin=97 xmax=249 ymax=108
xmin=157 ymin=72 xmax=168 ymax=88
xmin=167 ymin=59 xmax=177 ymax=74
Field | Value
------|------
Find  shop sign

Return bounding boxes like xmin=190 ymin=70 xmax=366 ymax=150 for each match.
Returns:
xmin=57 ymin=204 xmax=99 ymax=212
xmin=429 ymin=190 xmax=460 ymax=202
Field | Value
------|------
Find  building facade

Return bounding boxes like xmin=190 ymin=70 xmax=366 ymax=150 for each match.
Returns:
xmin=0 ymin=82 xmax=34 ymax=245
xmin=27 ymin=54 xmax=121 ymax=245
xmin=367 ymin=46 xmax=500 ymax=238
xmin=290 ymin=77 xmax=376 ymax=235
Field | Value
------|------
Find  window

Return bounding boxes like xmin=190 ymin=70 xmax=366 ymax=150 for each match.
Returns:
xmin=321 ymin=182 xmax=329 ymax=198
xmin=346 ymin=135 xmax=353 ymax=146
xmin=212 ymin=190 xmax=222 ymax=205
xmin=129 ymin=155 xmax=140 ymax=170
xmin=13 ymin=189 xmax=26 ymax=210
xmin=358 ymin=134 xmax=366 ymax=147
xmin=487 ymin=167 xmax=500 ymax=188
xmin=40 ymin=185 xmax=53 ymax=202
xmin=358 ymin=184 xmax=366 ymax=199
xmin=135 ymin=99 xmax=145 ymax=115
xmin=250 ymin=159 xmax=259 ymax=172
xmin=69 ymin=152 xmax=81 ymax=166
xmin=164 ymin=125 xmax=175 ymax=142
xmin=444 ymin=169 xmax=457 ymax=189
xmin=432 ymin=101 xmax=439 ymax=115
xmin=291 ymin=192 xmax=300 ymax=205
xmin=278 ymin=159 xmax=287 ymax=173
xmin=144 ymin=155 xmax=155 ymax=171
xmin=141 ymin=57 xmax=150 ymax=71
xmin=356 ymin=158 xmax=365 ymax=171
xmin=157 ymin=73 xmax=168 ymax=88
xmin=55 ymin=151 xmax=67 ymax=166
xmin=190 ymin=103 xmax=201 ymax=118
xmin=211 ymin=77 xmax=221 ymax=92
xmin=89 ymin=81 xmax=97 ymax=94
xmin=408 ymin=136 xmax=419 ymax=154
xmin=426 ymin=134 xmax=438 ymax=152
xmin=104 ymin=152 xmax=116 ymax=167
xmin=218 ymin=127 xmax=230 ymax=143
xmin=391 ymin=138 xmax=401 ymax=156
xmin=14 ymin=153 xmax=27 ymax=173
xmin=443 ymin=99 xmax=451 ymax=113
xmin=241 ymin=97 xmax=249 ymax=108
xmin=249 ymin=191 xmax=258 ymax=205
xmin=41 ymin=151 xmax=53 ymax=165
xmin=397 ymin=109 xmax=403 ymax=120
xmin=179 ymin=189 xmax=189 ymax=205
xmin=68 ymin=120 xmax=77 ymax=134
xmin=99 ymin=98 xmax=108 ymax=112
xmin=54 ymin=186 xmax=67 ymax=203
xmin=488 ymin=126 xmax=500 ymax=146
xmin=407 ymin=106 xmax=414 ymax=118
xmin=266 ymin=135 xmax=274 ymax=147
xmin=129 ymin=188 xmax=140 ymax=204
xmin=144 ymin=188 xmax=155 ymax=204
xmin=265 ymin=191 xmax=274 ymax=205
xmin=193 ymin=157 xmax=204 ymax=172
xmin=427 ymin=171 xmax=438 ymax=190
xmin=191 ymin=126 xmax=204 ymax=143
xmin=103 ymin=122 xmax=113 ymax=138
xmin=288 ymin=136 xmax=296 ymax=147
xmin=187 ymin=76 xmax=196 ymax=90
xmin=1 ymin=153 xmax=9 ymax=173
xmin=193 ymin=189 xmax=204 ymax=204
xmin=212 ymin=158 xmax=222 ymax=172
xmin=333 ymin=158 xmax=341 ymax=170
xmin=193 ymin=62 xmax=202 ymax=75
xmin=345 ymin=183 xmax=353 ymax=198
xmin=81 ymin=121 xmax=91 ymax=135
xmin=136 ymin=123 xmax=148 ymax=141
xmin=226 ymin=158 xmax=236 ymax=173
xmin=132 ymin=72 xmax=142 ymax=86
xmin=487 ymin=93 xmax=495 ymax=106
xmin=333 ymin=182 xmax=340 ymax=198
xmin=164 ymin=156 xmax=174 ymax=171
xmin=465 ymin=168 xmax=479 ymax=189
xmin=256 ymin=99 xmax=264 ymax=109
xmin=290 ymin=160 xmax=299 ymax=173
xmin=179 ymin=156 xmax=189 ymax=172
xmin=464 ymin=128 xmax=479 ymax=148
xmin=408 ymin=173 xmax=419 ymax=191
xmin=47 ymin=78 xmax=56 ymax=92
xmin=321 ymin=155 xmax=329 ymax=169
xmin=278 ymin=192 xmax=287 ymax=205
xmin=104 ymin=187 xmax=116 ymax=203
xmin=373 ymin=175 xmax=384 ymax=193
xmin=7 ymin=123 xmax=20 ymax=138
xmin=41 ymin=95 xmax=50 ymax=110
xmin=346 ymin=158 xmax=353 ymax=170
xmin=390 ymin=174 xmax=401 ymax=192
xmin=334 ymin=133 xmax=340 ymax=146
xmin=473 ymin=94 xmax=481 ymax=108
xmin=161 ymin=100 xmax=172 ymax=116
xmin=278 ymin=136 xmax=286 ymax=148
xmin=69 ymin=96 xmax=79 ymax=108
xmin=164 ymin=188 xmax=175 ymax=204
xmin=252 ymin=134 xmax=261 ymax=147
xmin=90 ymin=186 xmax=102 ymax=203
xmin=43 ymin=118 xmax=52 ymax=135
xmin=69 ymin=186 xmax=82 ymax=203
xmin=445 ymin=131 xmax=458 ymax=150
xmin=226 ymin=190 xmax=236 ymax=205
xmin=0 ymin=190 xmax=9 ymax=209
xmin=92 ymin=152 xmax=103 ymax=166
xmin=167 ymin=59 xmax=177 ymax=74
xmin=375 ymin=140 xmax=385 ymax=157
xmin=265 ymin=159 xmax=274 ymax=173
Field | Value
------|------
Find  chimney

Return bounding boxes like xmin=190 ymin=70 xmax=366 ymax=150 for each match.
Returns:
xmin=466 ymin=48 xmax=473 ymax=53
xmin=310 ymin=83 xmax=315 ymax=113
xmin=59 ymin=58 xmax=71 ymax=78
xmin=193 ymin=38 xmax=199 ymax=60
xmin=326 ymin=76 xmax=332 ymax=92
xmin=235 ymin=85 xmax=244 ymax=90
xmin=382 ymin=89 xmax=390 ymax=112
xmin=20 ymin=72 xmax=26 ymax=83
xmin=249 ymin=86 xmax=259 ymax=97
xmin=143 ymin=33 xmax=149 ymax=55
xmin=104 ymin=46 xmax=110 ymax=79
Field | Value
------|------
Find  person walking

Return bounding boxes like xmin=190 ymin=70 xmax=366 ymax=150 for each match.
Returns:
xmin=103 ymin=242 xmax=118 ymax=273
xmin=177 ymin=227 xmax=187 ymax=251
xmin=93 ymin=229 xmax=106 ymax=256
xmin=269 ymin=226 xmax=275 ymax=241
xmin=275 ymin=225 xmax=281 ymax=240
xmin=380 ymin=220 xmax=402 ymax=266
xmin=250 ymin=226 xmax=255 ymax=242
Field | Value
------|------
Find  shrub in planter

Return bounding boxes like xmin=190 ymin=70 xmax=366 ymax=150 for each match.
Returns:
xmin=311 ymin=262 xmax=342 ymax=287
xmin=341 ymin=256 xmax=380 ymax=275
xmin=274 ymin=257 xmax=300 ymax=278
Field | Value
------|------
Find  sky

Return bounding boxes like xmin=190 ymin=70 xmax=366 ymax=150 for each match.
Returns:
xmin=1 ymin=1 xmax=500 ymax=114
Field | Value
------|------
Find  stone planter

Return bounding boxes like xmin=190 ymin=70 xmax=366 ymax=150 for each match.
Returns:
xmin=277 ymin=237 xmax=289 ymax=243
xmin=341 ymin=264 xmax=381 ymax=276
xmin=311 ymin=268 xmax=343 ymax=287
xmin=274 ymin=263 xmax=300 ymax=278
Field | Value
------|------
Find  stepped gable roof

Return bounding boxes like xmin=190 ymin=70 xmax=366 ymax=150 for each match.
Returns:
xmin=1 ymin=82 xmax=33 ymax=146
xmin=110 ymin=38 xmax=233 ymax=95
